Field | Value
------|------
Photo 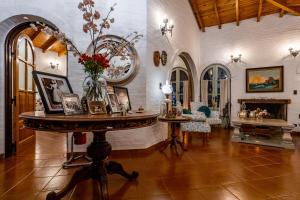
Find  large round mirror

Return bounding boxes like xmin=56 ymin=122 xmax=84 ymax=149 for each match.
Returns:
xmin=90 ymin=35 xmax=140 ymax=85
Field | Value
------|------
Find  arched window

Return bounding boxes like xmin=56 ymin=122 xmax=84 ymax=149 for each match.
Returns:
xmin=200 ymin=64 xmax=231 ymax=112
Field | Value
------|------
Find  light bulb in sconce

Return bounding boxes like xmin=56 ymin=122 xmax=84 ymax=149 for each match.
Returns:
xmin=231 ymin=54 xmax=242 ymax=63
xmin=162 ymin=80 xmax=173 ymax=95
xmin=50 ymin=62 xmax=59 ymax=70
xmin=289 ymin=48 xmax=300 ymax=58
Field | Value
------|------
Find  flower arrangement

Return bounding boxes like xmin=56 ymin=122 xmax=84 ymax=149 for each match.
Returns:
xmin=78 ymin=53 xmax=110 ymax=80
xmin=31 ymin=0 xmax=143 ymax=79
xmin=30 ymin=0 xmax=143 ymax=114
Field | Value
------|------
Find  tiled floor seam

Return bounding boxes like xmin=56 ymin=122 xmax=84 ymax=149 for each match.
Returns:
xmin=0 ymin=170 xmax=34 ymax=198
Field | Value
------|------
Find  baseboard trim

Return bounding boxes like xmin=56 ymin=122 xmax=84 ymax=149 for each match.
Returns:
xmin=67 ymin=141 xmax=165 ymax=158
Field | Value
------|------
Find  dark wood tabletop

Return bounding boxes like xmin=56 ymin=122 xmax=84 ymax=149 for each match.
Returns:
xmin=158 ymin=115 xmax=192 ymax=123
xmin=20 ymin=111 xmax=159 ymax=132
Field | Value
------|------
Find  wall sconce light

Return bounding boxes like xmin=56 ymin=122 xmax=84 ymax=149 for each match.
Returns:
xmin=231 ymin=54 xmax=242 ymax=63
xmin=50 ymin=62 xmax=59 ymax=70
xmin=289 ymin=48 xmax=300 ymax=58
xmin=161 ymin=18 xmax=174 ymax=37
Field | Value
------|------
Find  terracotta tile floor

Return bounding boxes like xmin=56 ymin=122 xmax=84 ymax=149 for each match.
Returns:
xmin=1 ymin=129 xmax=300 ymax=200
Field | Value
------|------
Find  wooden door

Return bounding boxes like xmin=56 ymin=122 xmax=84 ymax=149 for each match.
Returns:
xmin=13 ymin=34 xmax=36 ymax=153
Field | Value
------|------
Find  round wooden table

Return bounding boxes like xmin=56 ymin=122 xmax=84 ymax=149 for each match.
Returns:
xmin=158 ymin=116 xmax=191 ymax=155
xmin=20 ymin=111 xmax=158 ymax=200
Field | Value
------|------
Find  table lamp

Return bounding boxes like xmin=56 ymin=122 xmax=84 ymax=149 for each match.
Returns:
xmin=162 ymin=80 xmax=173 ymax=117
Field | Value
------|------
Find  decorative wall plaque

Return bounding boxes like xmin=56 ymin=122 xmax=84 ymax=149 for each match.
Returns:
xmin=153 ymin=51 xmax=161 ymax=67
xmin=161 ymin=51 xmax=167 ymax=66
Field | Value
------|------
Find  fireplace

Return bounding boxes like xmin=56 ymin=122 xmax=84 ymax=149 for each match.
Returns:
xmin=238 ymin=99 xmax=291 ymax=121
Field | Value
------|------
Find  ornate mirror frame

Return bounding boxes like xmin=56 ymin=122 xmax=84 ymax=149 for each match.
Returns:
xmin=87 ymin=34 xmax=140 ymax=85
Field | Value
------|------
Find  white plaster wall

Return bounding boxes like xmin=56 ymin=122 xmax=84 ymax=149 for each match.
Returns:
xmin=146 ymin=0 xmax=201 ymax=112
xmin=0 ymin=0 xmax=201 ymax=154
xmin=35 ymin=48 xmax=67 ymax=76
xmin=199 ymin=14 xmax=300 ymax=125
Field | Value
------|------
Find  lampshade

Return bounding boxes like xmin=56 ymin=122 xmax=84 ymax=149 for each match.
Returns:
xmin=162 ymin=80 xmax=173 ymax=95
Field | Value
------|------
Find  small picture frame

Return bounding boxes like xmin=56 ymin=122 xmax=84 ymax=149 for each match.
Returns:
xmin=62 ymin=94 xmax=83 ymax=115
xmin=113 ymin=86 xmax=131 ymax=111
xmin=33 ymin=71 xmax=73 ymax=113
xmin=108 ymin=93 xmax=121 ymax=113
xmin=88 ymin=101 xmax=107 ymax=115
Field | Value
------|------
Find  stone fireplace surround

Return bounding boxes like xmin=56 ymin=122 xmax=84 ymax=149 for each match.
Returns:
xmin=238 ymin=99 xmax=291 ymax=121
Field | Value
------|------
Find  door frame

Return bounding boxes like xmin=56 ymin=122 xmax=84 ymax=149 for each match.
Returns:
xmin=4 ymin=21 xmax=61 ymax=157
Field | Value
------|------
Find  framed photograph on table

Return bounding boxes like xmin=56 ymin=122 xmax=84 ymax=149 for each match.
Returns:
xmin=108 ymin=93 xmax=121 ymax=113
xmin=113 ymin=86 xmax=131 ymax=111
xmin=62 ymin=94 xmax=83 ymax=115
xmin=32 ymin=71 xmax=73 ymax=113
xmin=246 ymin=66 xmax=284 ymax=93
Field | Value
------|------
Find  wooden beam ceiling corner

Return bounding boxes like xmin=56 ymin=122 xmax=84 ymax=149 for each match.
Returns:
xmin=213 ymin=0 xmax=222 ymax=29
xmin=257 ymin=0 xmax=264 ymax=22
xmin=30 ymin=29 xmax=41 ymax=41
xmin=279 ymin=9 xmax=285 ymax=17
xmin=196 ymin=12 xmax=205 ymax=32
xmin=188 ymin=0 xmax=205 ymax=32
xmin=58 ymin=48 xmax=67 ymax=57
xmin=41 ymin=36 xmax=58 ymax=53
xmin=236 ymin=0 xmax=240 ymax=26
xmin=265 ymin=0 xmax=300 ymax=16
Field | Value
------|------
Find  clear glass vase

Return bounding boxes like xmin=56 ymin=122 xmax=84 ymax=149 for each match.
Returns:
xmin=82 ymin=75 xmax=107 ymax=115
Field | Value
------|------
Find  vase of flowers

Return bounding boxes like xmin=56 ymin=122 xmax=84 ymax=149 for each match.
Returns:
xmin=79 ymin=53 xmax=110 ymax=114
xmin=31 ymin=0 xmax=142 ymax=114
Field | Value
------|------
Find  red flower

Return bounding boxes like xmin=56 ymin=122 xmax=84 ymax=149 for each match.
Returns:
xmin=78 ymin=53 xmax=91 ymax=64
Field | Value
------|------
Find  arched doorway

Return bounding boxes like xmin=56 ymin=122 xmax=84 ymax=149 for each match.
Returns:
xmin=169 ymin=52 xmax=196 ymax=108
xmin=200 ymin=63 xmax=231 ymax=116
xmin=3 ymin=16 xmax=68 ymax=157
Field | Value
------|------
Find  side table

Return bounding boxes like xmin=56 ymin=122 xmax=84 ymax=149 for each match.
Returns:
xmin=158 ymin=116 xmax=192 ymax=155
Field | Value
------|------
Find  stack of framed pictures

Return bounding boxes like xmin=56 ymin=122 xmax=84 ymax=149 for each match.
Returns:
xmin=33 ymin=71 xmax=84 ymax=115
xmin=33 ymin=71 xmax=132 ymax=115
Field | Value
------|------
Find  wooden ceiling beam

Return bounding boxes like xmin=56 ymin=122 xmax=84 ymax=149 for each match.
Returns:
xmin=236 ymin=0 xmax=240 ymax=26
xmin=265 ymin=0 xmax=300 ymax=16
xmin=280 ymin=9 xmax=285 ymax=17
xmin=196 ymin=12 xmax=205 ymax=32
xmin=41 ymin=36 xmax=58 ymax=53
xmin=58 ymin=48 xmax=67 ymax=57
xmin=213 ymin=0 xmax=222 ymax=29
xmin=287 ymin=0 xmax=300 ymax=6
xmin=257 ymin=0 xmax=264 ymax=22
xmin=30 ymin=29 xmax=41 ymax=41
xmin=188 ymin=0 xmax=205 ymax=32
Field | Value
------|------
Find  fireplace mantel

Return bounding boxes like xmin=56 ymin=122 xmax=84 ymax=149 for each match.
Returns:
xmin=238 ymin=99 xmax=291 ymax=104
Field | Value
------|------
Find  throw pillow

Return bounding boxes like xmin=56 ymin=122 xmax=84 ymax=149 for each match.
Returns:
xmin=182 ymin=108 xmax=192 ymax=114
xmin=197 ymin=106 xmax=211 ymax=117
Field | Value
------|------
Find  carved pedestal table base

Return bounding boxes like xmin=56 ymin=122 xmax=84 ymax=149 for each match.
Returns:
xmin=20 ymin=111 xmax=158 ymax=200
xmin=158 ymin=116 xmax=192 ymax=155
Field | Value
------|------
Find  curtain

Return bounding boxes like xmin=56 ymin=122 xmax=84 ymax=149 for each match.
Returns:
xmin=182 ymin=81 xmax=189 ymax=109
xmin=219 ymin=79 xmax=229 ymax=116
xmin=200 ymin=80 xmax=208 ymax=106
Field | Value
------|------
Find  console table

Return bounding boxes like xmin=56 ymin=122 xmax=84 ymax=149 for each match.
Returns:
xmin=232 ymin=118 xmax=295 ymax=149
xmin=20 ymin=111 xmax=158 ymax=200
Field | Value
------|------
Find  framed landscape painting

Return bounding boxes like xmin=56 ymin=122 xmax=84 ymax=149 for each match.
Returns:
xmin=246 ymin=66 xmax=284 ymax=93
